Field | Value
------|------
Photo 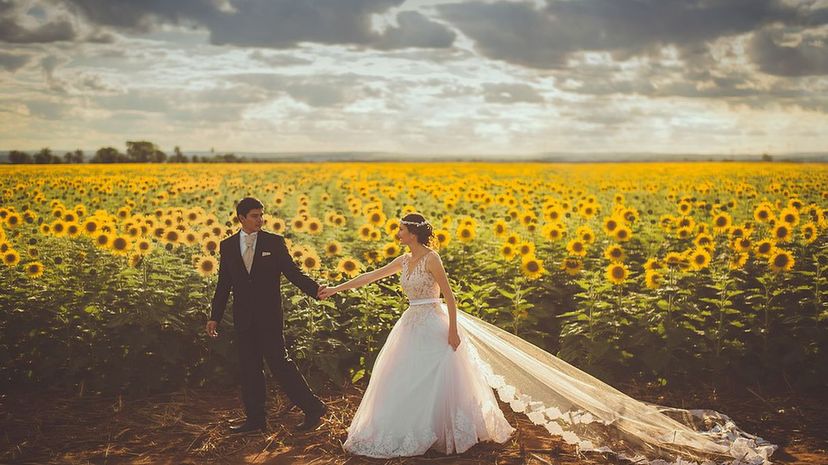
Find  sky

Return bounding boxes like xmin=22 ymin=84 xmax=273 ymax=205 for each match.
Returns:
xmin=0 ymin=0 xmax=827 ymax=156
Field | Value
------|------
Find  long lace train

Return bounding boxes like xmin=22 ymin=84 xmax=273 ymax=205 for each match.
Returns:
xmin=455 ymin=307 xmax=777 ymax=465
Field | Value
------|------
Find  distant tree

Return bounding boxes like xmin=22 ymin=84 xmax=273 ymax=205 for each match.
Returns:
xmin=72 ymin=149 xmax=84 ymax=163
xmin=91 ymin=146 xmax=123 ymax=163
xmin=191 ymin=155 xmax=200 ymax=163
xmin=761 ymin=153 xmax=773 ymax=162
xmin=33 ymin=148 xmax=61 ymax=164
xmin=9 ymin=150 xmax=32 ymax=164
xmin=169 ymin=146 xmax=189 ymax=163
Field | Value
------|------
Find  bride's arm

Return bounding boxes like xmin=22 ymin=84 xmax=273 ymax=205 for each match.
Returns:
xmin=425 ymin=252 xmax=461 ymax=350
xmin=331 ymin=254 xmax=405 ymax=294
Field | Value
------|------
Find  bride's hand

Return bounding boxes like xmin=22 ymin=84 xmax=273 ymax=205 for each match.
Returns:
xmin=319 ymin=285 xmax=340 ymax=299
xmin=448 ymin=330 xmax=461 ymax=351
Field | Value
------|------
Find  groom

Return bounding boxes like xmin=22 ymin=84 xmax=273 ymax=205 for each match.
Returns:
xmin=206 ymin=197 xmax=328 ymax=434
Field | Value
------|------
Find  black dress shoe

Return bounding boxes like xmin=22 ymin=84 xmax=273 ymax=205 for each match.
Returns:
xmin=229 ymin=420 xmax=266 ymax=434
xmin=296 ymin=403 xmax=328 ymax=432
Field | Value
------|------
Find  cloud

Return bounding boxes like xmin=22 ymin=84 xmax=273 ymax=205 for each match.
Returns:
xmin=59 ymin=0 xmax=456 ymax=50
xmin=438 ymin=0 xmax=828 ymax=71
xmin=749 ymin=27 xmax=828 ymax=76
xmin=0 ymin=13 xmax=77 ymax=43
xmin=0 ymin=51 xmax=31 ymax=71
xmin=482 ymin=82 xmax=545 ymax=104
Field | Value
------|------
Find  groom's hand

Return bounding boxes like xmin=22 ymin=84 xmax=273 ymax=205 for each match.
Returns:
xmin=206 ymin=320 xmax=219 ymax=338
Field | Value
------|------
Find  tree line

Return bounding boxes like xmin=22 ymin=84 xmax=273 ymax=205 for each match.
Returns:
xmin=6 ymin=141 xmax=250 ymax=164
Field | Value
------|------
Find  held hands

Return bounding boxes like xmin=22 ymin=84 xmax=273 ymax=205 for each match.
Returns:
xmin=206 ymin=320 xmax=218 ymax=338
xmin=318 ymin=285 xmax=340 ymax=300
xmin=448 ymin=329 xmax=461 ymax=351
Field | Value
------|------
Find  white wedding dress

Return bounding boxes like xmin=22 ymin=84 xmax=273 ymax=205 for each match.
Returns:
xmin=343 ymin=252 xmax=777 ymax=464
xmin=343 ymin=251 xmax=515 ymax=457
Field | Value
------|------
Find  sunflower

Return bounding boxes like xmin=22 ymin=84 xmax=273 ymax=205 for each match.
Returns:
xmin=457 ymin=224 xmax=476 ymax=243
xmin=801 ymin=222 xmax=817 ymax=244
xmin=541 ymin=224 xmax=564 ymax=242
xmin=566 ymin=239 xmax=587 ymax=257
xmin=602 ymin=216 xmax=620 ymax=235
xmin=769 ymin=249 xmax=795 ymax=273
xmin=195 ymin=255 xmax=218 ymax=277
xmin=306 ymin=218 xmax=323 ymax=235
xmin=675 ymin=226 xmax=693 ymax=240
xmin=664 ymin=251 xmax=687 ymax=269
xmin=520 ymin=255 xmax=545 ymax=280
xmin=771 ymin=224 xmax=792 ymax=243
xmin=24 ymin=261 xmax=44 ymax=278
xmin=644 ymin=270 xmax=663 ymax=289
xmin=5 ymin=213 xmax=21 ymax=228
xmin=754 ymin=239 xmax=776 ymax=257
xmin=337 ymin=257 xmax=362 ymax=278
xmin=712 ymin=212 xmax=732 ymax=233
xmin=606 ymin=263 xmax=629 ymax=285
xmin=110 ymin=235 xmax=132 ymax=255
xmin=3 ymin=249 xmax=20 ymax=267
xmin=270 ymin=218 xmax=286 ymax=234
xmin=183 ymin=230 xmax=199 ymax=246
xmin=693 ymin=233 xmax=714 ymax=250
xmin=604 ymin=244 xmax=625 ymax=263
xmin=778 ymin=207 xmax=800 ymax=226
xmin=385 ymin=218 xmax=400 ymax=237
xmin=433 ymin=229 xmax=451 ymax=249
xmin=325 ymin=240 xmax=343 ymax=256
xmin=500 ymin=243 xmax=517 ymax=261
xmin=613 ymin=225 xmax=632 ymax=242
xmin=560 ymin=257 xmax=582 ymax=276
xmin=732 ymin=237 xmax=752 ymax=252
xmin=301 ymin=253 xmax=321 ymax=272
xmin=81 ymin=218 xmax=98 ymax=236
xmin=382 ymin=242 xmax=401 ymax=258
xmin=367 ymin=210 xmax=387 ymax=226
xmin=358 ymin=223 xmax=374 ymax=241
xmin=643 ymin=258 xmax=663 ymax=271
xmin=94 ymin=232 xmax=113 ymax=248
xmin=753 ymin=203 xmax=774 ymax=223
xmin=677 ymin=200 xmax=693 ymax=216
xmin=137 ymin=238 xmax=154 ymax=254
xmin=51 ymin=219 xmax=67 ymax=237
xmin=688 ymin=248 xmax=711 ymax=271
xmin=291 ymin=216 xmax=307 ymax=232
xmin=517 ymin=241 xmax=535 ymax=257
xmin=493 ymin=220 xmax=509 ymax=238
xmin=729 ymin=252 xmax=748 ymax=270
xmin=576 ymin=226 xmax=596 ymax=244
xmin=163 ymin=229 xmax=181 ymax=244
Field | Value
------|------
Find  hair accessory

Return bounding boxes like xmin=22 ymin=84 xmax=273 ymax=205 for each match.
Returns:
xmin=400 ymin=219 xmax=429 ymax=227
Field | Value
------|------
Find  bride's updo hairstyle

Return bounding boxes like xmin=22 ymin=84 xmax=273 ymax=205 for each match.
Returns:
xmin=400 ymin=213 xmax=435 ymax=247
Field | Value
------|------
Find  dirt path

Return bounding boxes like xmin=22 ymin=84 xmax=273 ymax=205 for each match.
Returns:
xmin=2 ymin=382 xmax=825 ymax=464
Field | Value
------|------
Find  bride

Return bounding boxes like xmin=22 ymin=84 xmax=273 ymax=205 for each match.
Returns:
xmin=319 ymin=213 xmax=777 ymax=464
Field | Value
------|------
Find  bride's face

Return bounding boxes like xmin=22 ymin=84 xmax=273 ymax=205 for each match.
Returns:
xmin=396 ymin=224 xmax=416 ymax=246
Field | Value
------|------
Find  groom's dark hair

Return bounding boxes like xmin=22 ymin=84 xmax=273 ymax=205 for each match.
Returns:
xmin=236 ymin=197 xmax=264 ymax=218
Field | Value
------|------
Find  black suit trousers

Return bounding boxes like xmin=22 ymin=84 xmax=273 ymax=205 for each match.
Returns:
xmin=236 ymin=318 xmax=321 ymax=423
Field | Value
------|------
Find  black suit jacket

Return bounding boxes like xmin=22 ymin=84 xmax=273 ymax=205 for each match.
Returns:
xmin=210 ymin=230 xmax=320 ymax=331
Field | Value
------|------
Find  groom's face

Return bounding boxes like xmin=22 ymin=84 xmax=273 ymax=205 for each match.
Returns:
xmin=239 ymin=208 xmax=264 ymax=233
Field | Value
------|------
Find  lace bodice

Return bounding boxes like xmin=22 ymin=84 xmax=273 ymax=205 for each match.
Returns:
xmin=400 ymin=252 xmax=440 ymax=300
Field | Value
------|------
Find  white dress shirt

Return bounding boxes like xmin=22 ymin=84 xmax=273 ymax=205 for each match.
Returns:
xmin=239 ymin=229 xmax=258 ymax=256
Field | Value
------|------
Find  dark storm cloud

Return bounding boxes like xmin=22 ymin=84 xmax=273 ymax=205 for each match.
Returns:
xmin=0 ymin=7 xmax=77 ymax=43
xmin=0 ymin=51 xmax=31 ymax=71
xmin=749 ymin=28 xmax=828 ymax=77
xmin=438 ymin=0 xmax=828 ymax=71
xmin=58 ymin=0 xmax=455 ymax=49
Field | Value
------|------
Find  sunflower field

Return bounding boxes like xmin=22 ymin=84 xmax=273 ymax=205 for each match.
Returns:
xmin=1 ymin=162 xmax=826 ymax=395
